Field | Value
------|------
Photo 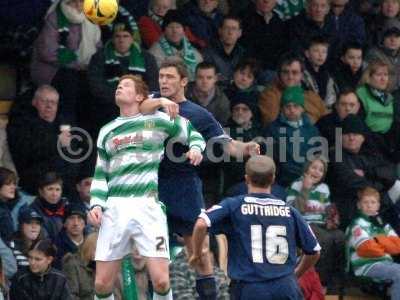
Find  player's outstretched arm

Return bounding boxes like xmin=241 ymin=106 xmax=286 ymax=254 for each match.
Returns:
xmin=189 ymin=218 xmax=208 ymax=268
xmin=140 ymin=97 xmax=179 ymax=118
xmin=226 ymin=140 xmax=260 ymax=158
xmin=88 ymin=206 xmax=103 ymax=227
xmin=294 ymin=252 xmax=320 ymax=278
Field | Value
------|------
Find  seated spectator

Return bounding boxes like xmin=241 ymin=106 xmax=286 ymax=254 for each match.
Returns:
xmin=259 ymin=53 xmax=327 ymax=126
xmin=202 ymin=15 xmax=245 ymax=86
xmin=0 ymin=168 xmax=18 ymax=243
xmin=331 ymin=42 xmax=364 ymax=92
xmin=186 ymin=62 xmax=230 ymax=124
xmin=9 ymin=208 xmax=43 ymax=272
xmin=30 ymin=172 xmax=69 ymax=242
xmin=265 ymin=86 xmax=321 ymax=187
xmin=346 ymin=186 xmax=400 ymax=299
xmin=0 ymin=118 xmax=16 ymax=175
xmin=139 ymin=0 xmax=205 ymax=49
xmin=170 ymin=235 xmax=230 ymax=299
xmin=149 ymin=9 xmax=203 ymax=80
xmin=303 ymin=36 xmax=338 ymax=108
xmin=74 ymin=165 xmax=93 ymax=214
xmin=316 ymin=89 xmax=361 ymax=146
xmin=286 ymin=157 xmax=345 ymax=293
xmin=62 ymin=232 xmax=97 ymax=300
xmin=9 ymin=239 xmax=72 ymax=300
xmin=222 ymin=92 xmax=263 ymax=192
xmin=327 ymin=114 xmax=400 ymax=230
xmin=30 ymin=0 xmax=101 ymax=123
xmin=181 ymin=0 xmax=224 ymax=46
xmin=54 ymin=204 xmax=86 ymax=268
xmin=223 ymin=58 xmax=261 ymax=102
xmin=0 ymin=237 xmax=17 ymax=281
xmin=366 ymin=24 xmax=400 ymax=91
xmin=240 ymin=0 xmax=287 ymax=72
xmin=286 ymin=0 xmax=335 ymax=54
xmin=7 ymin=85 xmax=79 ymax=197
xmin=356 ymin=59 xmax=400 ymax=163
xmin=101 ymin=5 xmax=142 ymax=45
xmin=88 ymin=21 xmax=159 ymax=132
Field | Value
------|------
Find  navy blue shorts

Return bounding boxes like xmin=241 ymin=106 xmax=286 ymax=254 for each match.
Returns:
xmin=159 ymin=174 xmax=205 ymax=236
xmin=229 ymin=275 xmax=303 ymax=300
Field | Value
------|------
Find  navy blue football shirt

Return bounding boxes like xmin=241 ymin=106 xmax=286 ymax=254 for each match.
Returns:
xmin=201 ymin=193 xmax=321 ymax=282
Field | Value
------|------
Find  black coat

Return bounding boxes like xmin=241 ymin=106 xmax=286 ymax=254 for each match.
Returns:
xmin=0 ymin=202 xmax=15 ymax=242
xmin=10 ymin=267 xmax=73 ymax=300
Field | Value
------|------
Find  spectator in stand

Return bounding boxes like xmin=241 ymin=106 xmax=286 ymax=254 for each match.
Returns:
xmin=346 ymin=186 xmax=400 ymax=299
xmin=9 ymin=208 xmax=43 ymax=272
xmin=10 ymin=239 xmax=72 ymax=300
xmin=286 ymin=0 xmax=336 ymax=54
xmin=149 ymin=9 xmax=203 ymax=80
xmin=327 ymin=114 xmax=400 ymax=230
xmin=30 ymin=172 xmax=69 ymax=242
xmin=186 ymin=62 xmax=230 ymax=124
xmin=54 ymin=204 xmax=86 ymax=268
xmin=170 ymin=234 xmax=230 ymax=300
xmin=240 ymin=0 xmax=287 ymax=72
xmin=329 ymin=0 xmax=366 ymax=61
xmin=331 ymin=42 xmax=364 ymax=92
xmin=88 ymin=21 xmax=159 ymax=133
xmin=258 ymin=53 xmax=327 ymax=126
xmin=223 ymin=59 xmax=261 ymax=103
xmin=181 ymin=0 xmax=224 ymax=47
xmin=356 ymin=59 xmax=400 ymax=163
xmin=303 ymin=36 xmax=338 ymax=108
xmin=366 ymin=0 xmax=400 ymax=47
xmin=316 ymin=89 xmax=361 ymax=147
xmin=222 ymin=92 xmax=263 ymax=193
xmin=366 ymin=24 xmax=400 ymax=91
xmin=30 ymin=0 xmax=101 ymax=124
xmin=202 ymin=15 xmax=245 ymax=86
xmin=62 ymin=232 xmax=97 ymax=300
xmin=74 ymin=165 xmax=93 ymax=214
xmin=264 ymin=86 xmax=321 ymax=187
xmin=7 ymin=85 xmax=79 ymax=197
xmin=0 ymin=168 xmax=18 ymax=243
xmin=286 ymin=157 xmax=345 ymax=293
xmin=0 ymin=237 xmax=17 ymax=281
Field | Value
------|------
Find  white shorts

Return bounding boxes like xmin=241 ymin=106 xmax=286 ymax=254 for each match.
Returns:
xmin=95 ymin=197 xmax=170 ymax=261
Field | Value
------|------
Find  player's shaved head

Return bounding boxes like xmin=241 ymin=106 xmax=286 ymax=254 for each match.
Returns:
xmin=245 ymin=155 xmax=276 ymax=188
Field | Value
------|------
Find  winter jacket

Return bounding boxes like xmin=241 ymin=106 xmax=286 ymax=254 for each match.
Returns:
xmin=315 ymin=110 xmax=342 ymax=147
xmin=10 ymin=268 xmax=72 ymax=300
xmin=0 ymin=201 xmax=15 ymax=243
xmin=54 ymin=229 xmax=80 ymax=269
xmin=62 ymin=253 xmax=95 ymax=300
xmin=265 ymin=114 xmax=321 ymax=187
xmin=258 ymin=80 xmax=327 ymax=126
xmin=331 ymin=60 xmax=363 ymax=92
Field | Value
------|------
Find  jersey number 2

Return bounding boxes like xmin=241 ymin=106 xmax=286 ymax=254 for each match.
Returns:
xmin=251 ymin=225 xmax=289 ymax=264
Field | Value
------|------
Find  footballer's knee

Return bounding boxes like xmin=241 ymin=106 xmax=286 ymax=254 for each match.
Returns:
xmin=152 ymin=276 xmax=170 ymax=294
xmin=95 ymin=277 xmax=114 ymax=294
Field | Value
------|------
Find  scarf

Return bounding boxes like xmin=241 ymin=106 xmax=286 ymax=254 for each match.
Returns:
xmin=159 ymin=36 xmax=197 ymax=78
xmin=104 ymin=41 xmax=146 ymax=85
xmin=369 ymin=85 xmax=393 ymax=106
xmin=39 ymin=197 xmax=65 ymax=217
xmin=149 ymin=8 xmax=164 ymax=27
xmin=50 ymin=0 xmax=100 ymax=66
xmin=107 ymin=5 xmax=141 ymax=44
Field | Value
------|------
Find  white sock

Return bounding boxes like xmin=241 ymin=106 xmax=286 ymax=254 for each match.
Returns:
xmin=94 ymin=293 xmax=114 ymax=300
xmin=153 ymin=289 xmax=172 ymax=300
xmin=388 ymin=180 xmax=400 ymax=203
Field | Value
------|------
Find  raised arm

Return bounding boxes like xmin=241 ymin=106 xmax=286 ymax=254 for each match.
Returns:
xmin=140 ymin=97 xmax=179 ymax=118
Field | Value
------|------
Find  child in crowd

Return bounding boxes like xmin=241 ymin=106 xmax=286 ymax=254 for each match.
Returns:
xmin=346 ymin=187 xmax=400 ymax=300
xmin=303 ymin=36 xmax=338 ymax=108
xmin=287 ymin=157 xmax=345 ymax=293
xmin=10 ymin=239 xmax=73 ymax=300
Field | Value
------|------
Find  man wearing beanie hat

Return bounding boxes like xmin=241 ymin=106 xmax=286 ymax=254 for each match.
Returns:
xmin=54 ymin=203 xmax=86 ymax=268
xmin=265 ymin=85 xmax=321 ymax=187
xmin=149 ymin=9 xmax=203 ymax=80
xmin=87 ymin=18 xmax=159 ymax=133
xmin=328 ymin=114 xmax=400 ymax=231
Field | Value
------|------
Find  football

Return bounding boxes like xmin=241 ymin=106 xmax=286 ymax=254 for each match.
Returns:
xmin=83 ymin=0 xmax=118 ymax=26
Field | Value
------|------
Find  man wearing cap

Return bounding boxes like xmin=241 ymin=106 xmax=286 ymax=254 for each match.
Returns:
xmin=88 ymin=21 xmax=159 ymax=132
xmin=149 ymin=9 xmax=203 ymax=80
xmin=366 ymin=23 xmax=400 ymax=90
xmin=327 ymin=114 xmax=400 ymax=230
xmin=54 ymin=203 xmax=86 ymax=268
xmin=190 ymin=155 xmax=321 ymax=300
xmin=265 ymin=86 xmax=321 ymax=187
